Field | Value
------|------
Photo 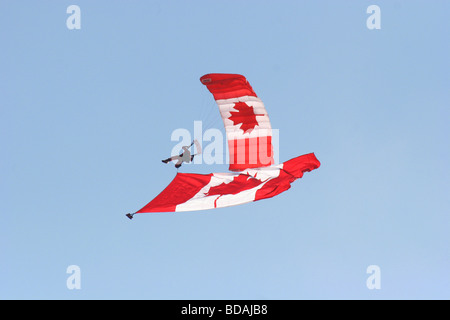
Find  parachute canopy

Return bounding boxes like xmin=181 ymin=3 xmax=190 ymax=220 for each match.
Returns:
xmin=200 ymin=74 xmax=274 ymax=172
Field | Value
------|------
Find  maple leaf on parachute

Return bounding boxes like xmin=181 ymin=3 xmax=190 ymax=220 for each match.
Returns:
xmin=228 ymin=102 xmax=263 ymax=134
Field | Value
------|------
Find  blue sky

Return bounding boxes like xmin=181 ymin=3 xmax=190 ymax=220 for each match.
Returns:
xmin=1 ymin=0 xmax=449 ymax=299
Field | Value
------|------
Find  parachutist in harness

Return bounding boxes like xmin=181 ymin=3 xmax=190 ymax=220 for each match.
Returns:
xmin=162 ymin=140 xmax=201 ymax=169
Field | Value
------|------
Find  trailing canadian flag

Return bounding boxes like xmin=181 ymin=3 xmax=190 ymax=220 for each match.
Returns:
xmin=134 ymin=153 xmax=320 ymax=214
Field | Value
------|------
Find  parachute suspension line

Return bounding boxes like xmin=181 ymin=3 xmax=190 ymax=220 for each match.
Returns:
xmin=203 ymin=101 xmax=222 ymax=132
xmin=198 ymin=94 xmax=210 ymax=123
xmin=196 ymin=98 xmax=226 ymax=159
xmin=197 ymin=94 xmax=211 ymax=129
xmin=198 ymin=95 xmax=222 ymax=134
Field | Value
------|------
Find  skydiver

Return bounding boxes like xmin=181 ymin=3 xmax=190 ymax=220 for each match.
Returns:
xmin=162 ymin=142 xmax=195 ymax=169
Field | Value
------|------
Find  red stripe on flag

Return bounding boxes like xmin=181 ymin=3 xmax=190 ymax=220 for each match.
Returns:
xmin=136 ymin=173 xmax=212 ymax=213
xmin=282 ymin=152 xmax=321 ymax=178
xmin=254 ymin=153 xmax=321 ymax=201
xmin=228 ymin=136 xmax=274 ymax=171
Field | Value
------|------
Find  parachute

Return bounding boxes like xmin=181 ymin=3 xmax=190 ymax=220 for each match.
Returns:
xmin=200 ymin=74 xmax=274 ymax=171
xmin=126 ymin=74 xmax=320 ymax=219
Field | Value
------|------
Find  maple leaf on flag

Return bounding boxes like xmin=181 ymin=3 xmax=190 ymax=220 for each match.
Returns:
xmin=228 ymin=102 xmax=263 ymax=134
xmin=205 ymin=174 xmax=263 ymax=197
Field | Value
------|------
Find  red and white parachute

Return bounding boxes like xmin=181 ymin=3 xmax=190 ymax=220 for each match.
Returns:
xmin=200 ymin=73 xmax=274 ymax=171
xmin=126 ymin=74 xmax=320 ymax=218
